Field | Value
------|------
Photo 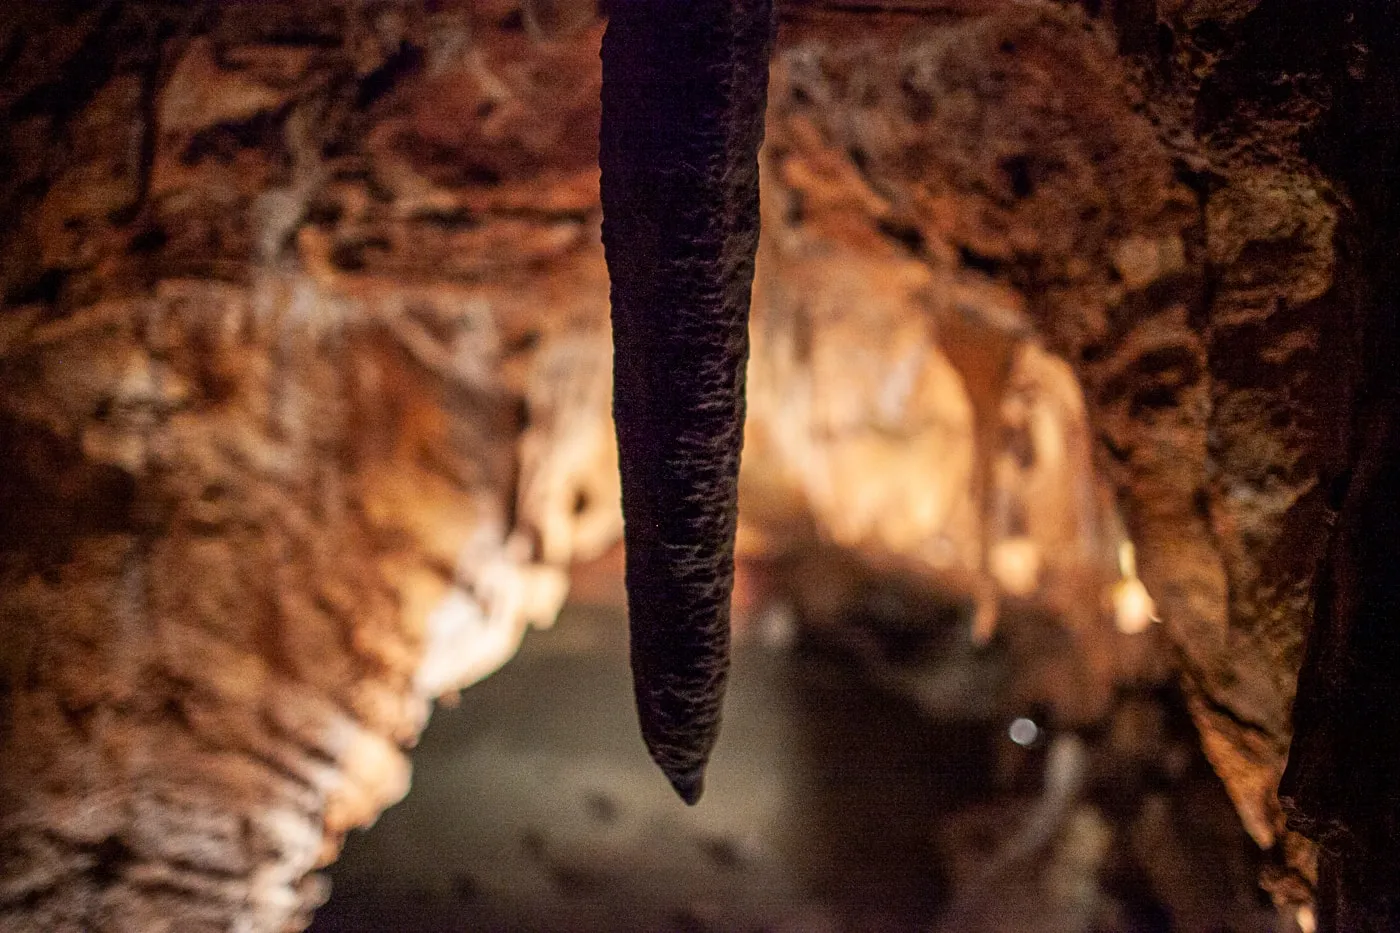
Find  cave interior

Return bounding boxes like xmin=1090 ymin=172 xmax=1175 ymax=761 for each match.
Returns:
xmin=1 ymin=1 xmax=1398 ymax=932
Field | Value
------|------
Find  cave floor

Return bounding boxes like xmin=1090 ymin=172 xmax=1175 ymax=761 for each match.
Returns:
xmin=311 ymin=604 xmax=1276 ymax=933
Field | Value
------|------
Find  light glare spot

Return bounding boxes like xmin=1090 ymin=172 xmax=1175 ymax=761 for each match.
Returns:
xmin=1009 ymin=717 xmax=1039 ymax=747
xmin=1113 ymin=577 xmax=1158 ymax=634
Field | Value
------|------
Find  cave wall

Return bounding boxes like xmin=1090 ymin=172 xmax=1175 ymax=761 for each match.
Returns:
xmin=0 ymin=1 xmax=1393 ymax=930
xmin=761 ymin=2 xmax=1353 ymax=910
xmin=0 ymin=4 xmax=600 ymax=929
xmin=769 ymin=0 xmax=1390 ymax=915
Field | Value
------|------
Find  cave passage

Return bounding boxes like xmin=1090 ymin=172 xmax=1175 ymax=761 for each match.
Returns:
xmin=311 ymin=600 xmax=1275 ymax=933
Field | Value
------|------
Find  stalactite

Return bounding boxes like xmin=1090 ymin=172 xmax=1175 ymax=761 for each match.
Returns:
xmin=598 ymin=0 xmax=775 ymax=803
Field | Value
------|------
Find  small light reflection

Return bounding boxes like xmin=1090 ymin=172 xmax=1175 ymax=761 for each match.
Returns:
xmin=754 ymin=600 xmax=797 ymax=650
xmin=1009 ymin=717 xmax=1040 ymax=747
xmin=989 ymin=535 xmax=1042 ymax=597
xmin=1112 ymin=541 xmax=1159 ymax=635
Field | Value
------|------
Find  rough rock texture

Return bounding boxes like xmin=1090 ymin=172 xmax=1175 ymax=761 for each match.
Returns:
xmin=0 ymin=4 xmax=597 ymax=929
xmin=600 ymin=0 xmax=775 ymax=804
xmin=1272 ymin=2 xmax=1400 ymax=927
xmin=0 ymin=0 xmax=1394 ymax=930
xmin=761 ymin=2 xmax=1392 ymax=919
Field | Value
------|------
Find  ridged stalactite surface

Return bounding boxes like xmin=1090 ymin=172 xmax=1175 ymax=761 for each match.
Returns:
xmin=599 ymin=0 xmax=775 ymax=803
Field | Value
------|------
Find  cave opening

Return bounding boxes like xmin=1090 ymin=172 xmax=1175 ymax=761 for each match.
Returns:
xmin=311 ymin=576 xmax=1275 ymax=933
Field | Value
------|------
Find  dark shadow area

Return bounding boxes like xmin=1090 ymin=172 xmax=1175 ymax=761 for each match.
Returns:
xmin=312 ymin=604 xmax=1276 ymax=933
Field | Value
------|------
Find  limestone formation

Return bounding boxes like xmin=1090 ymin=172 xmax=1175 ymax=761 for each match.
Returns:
xmin=599 ymin=0 xmax=775 ymax=804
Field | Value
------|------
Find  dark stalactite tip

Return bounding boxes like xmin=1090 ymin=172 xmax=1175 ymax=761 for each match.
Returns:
xmin=668 ymin=766 xmax=706 ymax=806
